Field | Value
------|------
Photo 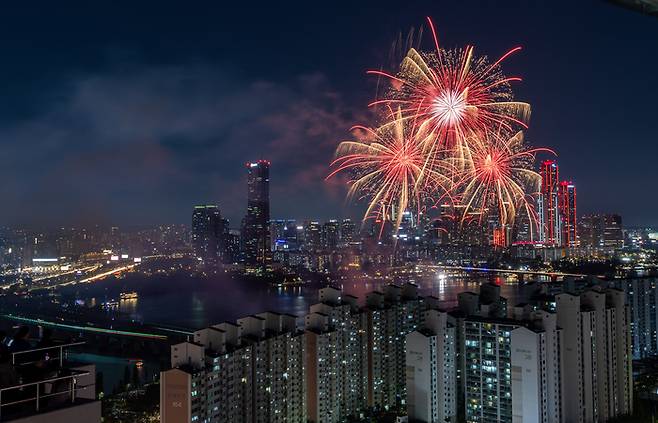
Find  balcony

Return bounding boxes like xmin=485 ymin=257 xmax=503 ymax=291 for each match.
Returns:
xmin=0 ymin=341 xmax=100 ymax=422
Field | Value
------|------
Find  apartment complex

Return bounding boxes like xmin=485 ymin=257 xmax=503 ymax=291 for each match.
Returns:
xmin=162 ymin=281 xmax=634 ymax=423
xmin=608 ymin=276 xmax=658 ymax=358
xmin=161 ymin=312 xmax=305 ymax=423
xmin=405 ymin=309 xmax=456 ymax=423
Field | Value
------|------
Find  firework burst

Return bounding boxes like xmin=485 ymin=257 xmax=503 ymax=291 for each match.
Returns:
xmin=331 ymin=17 xmax=550 ymax=239
xmin=327 ymin=108 xmax=452 ymax=231
xmin=368 ymin=17 xmax=530 ymax=154
xmin=455 ymin=130 xmax=552 ymax=230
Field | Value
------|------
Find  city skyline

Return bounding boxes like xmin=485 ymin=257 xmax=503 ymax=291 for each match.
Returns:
xmin=1 ymin=4 xmax=657 ymax=423
xmin=0 ymin=2 xmax=656 ymax=227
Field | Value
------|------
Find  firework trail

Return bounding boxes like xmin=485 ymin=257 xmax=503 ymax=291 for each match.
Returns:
xmin=327 ymin=107 xmax=453 ymax=232
xmin=330 ymin=17 xmax=550 ymax=237
xmin=368 ymin=17 xmax=530 ymax=154
xmin=454 ymin=130 xmax=553 ymax=229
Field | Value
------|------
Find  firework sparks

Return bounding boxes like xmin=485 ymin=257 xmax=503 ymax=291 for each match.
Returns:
xmin=327 ymin=108 xmax=452 ymax=231
xmin=331 ymin=18 xmax=550 ymax=239
xmin=455 ymin=130 xmax=553 ymax=230
xmin=368 ymin=17 xmax=530 ymax=153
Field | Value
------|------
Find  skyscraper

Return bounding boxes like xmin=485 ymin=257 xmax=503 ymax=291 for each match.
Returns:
xmin=578 ymin=213 xmax=624 ymax=251
xmin=244 ymin=160 xmax=271 ymax=272
xmin=603 ymin=214 xmax=624 ymax=249
xmin=322 ymin=220 xmax=340 ymax=250
xmin=539 ymin=160 xmax=561 ymax=245
xmin=303 ymin=221 xmax=322 ymax=251
xmin=340 ymin=218 xmax=356 ymax=245
xmin=192 ymin=204 xmax=223 ymax=266
xmin=559 ymin=181 xmax=577 ymax=248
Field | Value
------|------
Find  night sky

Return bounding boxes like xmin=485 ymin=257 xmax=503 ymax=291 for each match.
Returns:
xmin=0 ymin=1 xmax=656 ymax=227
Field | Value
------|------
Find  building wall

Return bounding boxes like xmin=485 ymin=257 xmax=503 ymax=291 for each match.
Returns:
xmin=406 ymin=331 xmax=437 ymax=423
xmin=161 ymin=368 xmax=192 ymax=423
xmin=405 ymin=309 xmax=456 ymax=423
xmin=511 ymin=327 xmax=541 ymax=423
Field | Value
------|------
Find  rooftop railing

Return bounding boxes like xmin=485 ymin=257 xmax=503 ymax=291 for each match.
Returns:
xmin=0 ymin=369 xmax=92 ymax=421
xmin=0 ymin=341 xmax=93 ymax=421
xmin=10 ymin=341 xmax=86 ymax=368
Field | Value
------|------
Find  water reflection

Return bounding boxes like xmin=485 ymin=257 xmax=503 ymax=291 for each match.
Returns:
xmin=73 ymin=271 xmax=534 ymax=330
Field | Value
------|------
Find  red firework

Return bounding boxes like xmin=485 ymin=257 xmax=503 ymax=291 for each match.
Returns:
xmin=368 ymin=17 xmax=530 ymax=152
xmin=455 ymin=130 xmax=554 ymax=228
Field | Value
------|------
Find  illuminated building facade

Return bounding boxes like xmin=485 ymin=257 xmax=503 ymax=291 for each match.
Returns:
xmin=340 ymin=218 xmax=356 ymax=244
xmin=305 ymin=287 xmax=368 ymax=422
xmin=539 ymin=160 xmax=561 ymax=246
xmin=161 ymin=312 xmax=306 ymax=423
xmin=609 ymin=276 xmax=658 ymax=358
xmin=463 ymin=319 xmax=517 ymax=422
xmin=303 ymin=221 xmax=322 ymax=251
xmin=461 ymin=311 xmax=562 ymax=423
xmin=322 ymin=220 xmax=340 ymax=250
xmin=364 ymin=284 xmax=424 ymax=410
xmin=559 ymin=181 xmax=577 ymax=248
xmin=244 ymin=160 xmax=272 ymax=272
xmin=161 ymin=283 xmax=634 ymax=423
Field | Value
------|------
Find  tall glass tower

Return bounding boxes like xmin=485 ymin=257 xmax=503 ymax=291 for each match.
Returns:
xmin=192 ymin=204 xmax=223 ymax=266
xmin=540 ymin=160 xmax=561 ymax=246
xmin=244 ymin=160 xmax=272 ymax=272
xmin=559 ymin=181 xmax=577 ymax=248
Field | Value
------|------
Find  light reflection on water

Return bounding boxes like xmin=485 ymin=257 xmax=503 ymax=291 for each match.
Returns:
xmin=93 ymin=271 xmax=531 ymax=330
xmin=69 ymin=352 xmax=158 ymax=394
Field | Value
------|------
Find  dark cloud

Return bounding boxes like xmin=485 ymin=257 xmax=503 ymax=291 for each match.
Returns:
xmin=0 ymin=65 xmax=363 ymax=226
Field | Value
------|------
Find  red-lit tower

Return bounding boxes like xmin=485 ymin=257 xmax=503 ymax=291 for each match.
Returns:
xmin=559 ymin=181 xmax=577 ymax=248
xmin=540 ymin=160 xmax=560 ymax=245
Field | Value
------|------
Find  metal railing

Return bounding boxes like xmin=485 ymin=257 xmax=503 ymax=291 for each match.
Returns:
xmin=10 ymin=341 xmax=86 ymax=368
xmin=0 ymin=370 xmax=91 ymax=421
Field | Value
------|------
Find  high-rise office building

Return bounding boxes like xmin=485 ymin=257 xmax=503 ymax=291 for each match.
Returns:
xmin=579 ymin=214 xmax=600 ymax=249
xmin=579 ymin=214 xmax=624 ymax=251
xmin=270 ymin=219 xmax=298 ymax=251
xmin=192 ymin=205 xmax=223 ymax=266
xmin=539 ymin=160 xmax=561 ymax=246
xmin=224 ymin=229 xmax=241 ymax=263
xmin=303 ymin=221 xmax=322 ymax=251
xmin=603 ymin=214 xmax=624 ymax=249
xmin=340 ymin=219 xmax=356 ymax=244
xmin=558 ymin=181 xmax=577 ymax=248
xmin=244 ymin=160 xmax=272 ymax=272
xmin=322 ymin=220 xmax=340 ymax=250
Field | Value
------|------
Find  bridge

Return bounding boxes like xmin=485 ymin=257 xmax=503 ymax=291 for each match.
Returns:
xmin=409 ymin=264 xmax=595 ymax=280
xmin=1 ymin=314 xmax=193 ymax=341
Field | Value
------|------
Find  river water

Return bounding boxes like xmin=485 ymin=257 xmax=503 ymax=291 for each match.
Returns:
xmin=57 ymin=269 xmax=537 ymax=393
xmin=64 ymin=270 xmax=532 ymax=330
